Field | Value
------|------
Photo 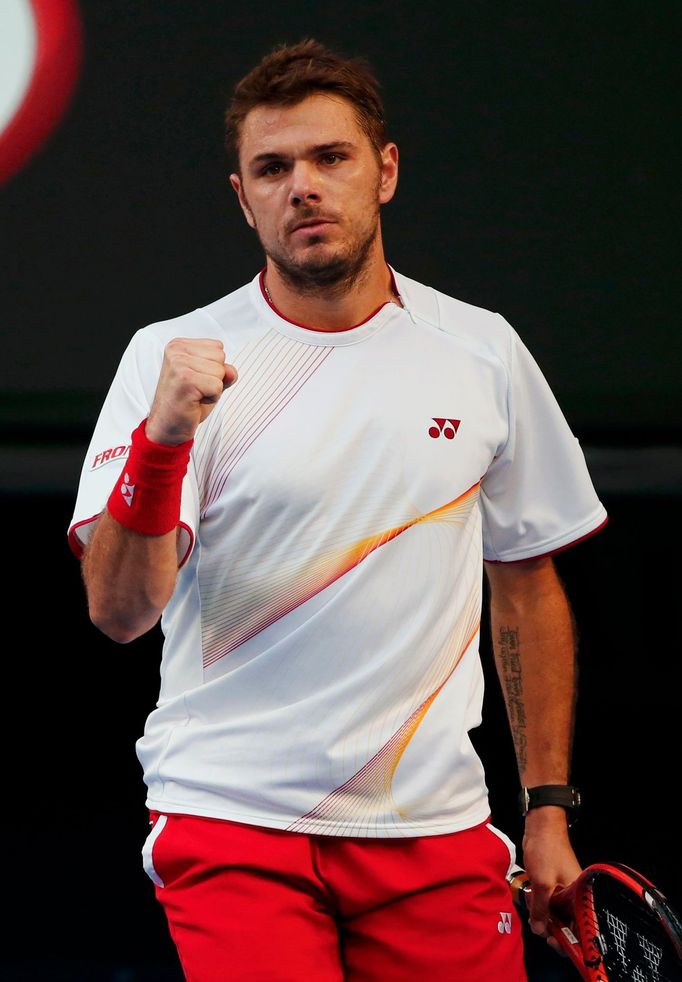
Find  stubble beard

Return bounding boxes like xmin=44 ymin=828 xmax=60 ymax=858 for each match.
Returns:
xmin=263 ymin=205 xmax=381 ymax=300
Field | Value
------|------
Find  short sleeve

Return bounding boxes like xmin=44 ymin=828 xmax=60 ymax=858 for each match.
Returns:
xmin=480 ymin=325 xmax=608 ymax=562
xmin=67 ymin=329 xmax=199 ymax=565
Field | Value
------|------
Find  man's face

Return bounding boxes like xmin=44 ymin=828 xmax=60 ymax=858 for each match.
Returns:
xmin=230 ymin=93 xmax=398 ymax=291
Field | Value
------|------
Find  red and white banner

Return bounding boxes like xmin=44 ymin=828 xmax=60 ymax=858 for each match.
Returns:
xmin=0 ymin=0 xmax=83 ymax=184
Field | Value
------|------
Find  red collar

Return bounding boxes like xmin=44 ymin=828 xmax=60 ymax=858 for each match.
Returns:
xmin=258 ymin=266 xmax=402 ymax=332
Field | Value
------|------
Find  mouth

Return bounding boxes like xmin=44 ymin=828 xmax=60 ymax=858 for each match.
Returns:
xmin=290 ymin=218 xmax=335 ymax=235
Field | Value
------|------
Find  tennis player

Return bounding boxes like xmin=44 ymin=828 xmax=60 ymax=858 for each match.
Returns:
xmin=68 ymin=38 xmax=608 ymax=981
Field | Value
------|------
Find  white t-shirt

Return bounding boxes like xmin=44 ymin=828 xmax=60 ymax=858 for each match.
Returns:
xmin=68 ymin=268 xmax=607 ymax=837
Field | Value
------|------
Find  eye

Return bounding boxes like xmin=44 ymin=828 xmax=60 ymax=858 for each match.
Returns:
xmin=260 ymin=162 xmax=284 ymax=177
xmin=321 ymin=153 xmax=342 ymax=165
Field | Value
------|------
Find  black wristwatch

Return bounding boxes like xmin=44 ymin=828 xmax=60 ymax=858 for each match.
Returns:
xmin=519 ymin=784 xmax=581 ymax=824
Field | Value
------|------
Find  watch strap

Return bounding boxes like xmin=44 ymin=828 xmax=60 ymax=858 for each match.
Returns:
xmin=519 ymin=784 xmax=581 ymax=821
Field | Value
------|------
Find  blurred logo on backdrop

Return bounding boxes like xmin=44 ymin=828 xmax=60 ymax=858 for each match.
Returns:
xmin=0 ymin=0 xmax=82 ymax=185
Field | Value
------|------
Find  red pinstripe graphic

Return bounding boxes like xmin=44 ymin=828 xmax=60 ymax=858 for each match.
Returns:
xmin=195 ymin=331 xmax=333 ymax=514
xmin=199 ymin=332 xmax=299 ymax=499
xmin=202 ymin=335 xmax=304 ymax=501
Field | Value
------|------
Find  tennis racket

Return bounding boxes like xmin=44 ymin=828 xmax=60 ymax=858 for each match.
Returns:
xmin=509 ymin=862 xmax=682 ymax=981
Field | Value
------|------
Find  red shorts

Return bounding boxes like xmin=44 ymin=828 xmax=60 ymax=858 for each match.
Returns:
xmin=143 ymin=812 xmax=527 ymax=982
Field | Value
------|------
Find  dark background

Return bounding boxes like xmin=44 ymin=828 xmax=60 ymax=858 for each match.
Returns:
xmin=2 ymin=2 xmax=680 ymax=980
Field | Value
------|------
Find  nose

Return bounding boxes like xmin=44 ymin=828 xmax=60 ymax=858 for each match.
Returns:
xmin=289 ymin=161 xmax=321 ymax=206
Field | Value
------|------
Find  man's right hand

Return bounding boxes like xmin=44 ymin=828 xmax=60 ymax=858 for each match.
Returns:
xmin=146 ymin=338 xmax=238 ymax=445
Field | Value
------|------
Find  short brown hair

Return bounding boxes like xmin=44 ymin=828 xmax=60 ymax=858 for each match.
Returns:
xmin=225 ymin=39 xmax=387 ymax=165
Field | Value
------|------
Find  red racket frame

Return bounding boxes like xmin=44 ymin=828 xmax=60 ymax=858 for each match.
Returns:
xmin=510 ymin=862 xmax=682 ymax=982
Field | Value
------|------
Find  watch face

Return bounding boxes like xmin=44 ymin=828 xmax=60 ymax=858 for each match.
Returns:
xmin=0 ymin=0 xmax=83 ymax=184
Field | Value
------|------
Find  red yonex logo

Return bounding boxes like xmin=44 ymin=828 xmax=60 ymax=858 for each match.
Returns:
xmin=429 ymin=418 xmax=461 ymax=439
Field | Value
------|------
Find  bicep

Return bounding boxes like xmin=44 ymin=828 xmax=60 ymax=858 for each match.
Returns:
xmin=484 ymin=555 xmax=559 ymax=605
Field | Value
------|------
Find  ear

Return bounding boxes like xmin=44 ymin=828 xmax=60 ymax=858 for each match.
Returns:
xmin=229 ymin=173 xmax=257 ymax=228
xmin=378 ymin=143 xmax=399 ymax=205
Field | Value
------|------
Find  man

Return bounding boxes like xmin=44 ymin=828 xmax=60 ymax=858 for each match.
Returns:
xmin=69 ymin=38 xmax=608 ymax=981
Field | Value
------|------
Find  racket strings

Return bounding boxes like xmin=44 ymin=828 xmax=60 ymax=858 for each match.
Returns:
xmin=590 ymin=877 xmax=682 ymax=982
xmin=605 ymin=908 xmax=663 ymax=981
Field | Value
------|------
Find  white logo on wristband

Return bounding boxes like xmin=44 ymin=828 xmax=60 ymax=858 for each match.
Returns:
xmin=121 ymin=474 xmax=135 ymax=507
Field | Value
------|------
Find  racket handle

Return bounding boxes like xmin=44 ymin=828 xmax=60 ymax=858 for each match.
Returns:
xmin=508 ymin=865 xmax=532 ymax=909
xmin=509 ymin=867 xmax=575 ymax=931
xmin=548 ymin=883 xmax=577 ymax=924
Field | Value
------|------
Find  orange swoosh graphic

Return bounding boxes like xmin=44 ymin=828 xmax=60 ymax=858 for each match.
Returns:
xmin=202 ymin=481 xmax=481 ymax=668
xmin=286 ymin=613 xmax=481 ymax=835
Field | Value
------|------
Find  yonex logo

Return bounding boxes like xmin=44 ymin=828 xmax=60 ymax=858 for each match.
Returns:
xmin=428 ymin=418 xmax=461 ymax=439
xmin=120 ymin=474 xmax=135 ymax=507
xmin=497 ymin=912 xmax=512 ymax=934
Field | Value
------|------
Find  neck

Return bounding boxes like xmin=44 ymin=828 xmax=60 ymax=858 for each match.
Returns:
xmin=263 ymin=239 xmax=400 ymax=331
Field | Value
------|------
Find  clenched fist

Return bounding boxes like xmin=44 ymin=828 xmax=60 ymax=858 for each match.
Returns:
xmin=146 ymin=338 xmax=238 ymax=445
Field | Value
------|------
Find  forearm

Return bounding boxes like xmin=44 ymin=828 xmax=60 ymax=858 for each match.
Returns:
xmin=82 ymin=510 xmax=180 ymax=643
xmin=487 ymin=557 xmax=577 ymax=787
xmin=78 ymin=338 xmax=238 ymax=644
xmin=486 ymin=557 xmax=582 ymax=929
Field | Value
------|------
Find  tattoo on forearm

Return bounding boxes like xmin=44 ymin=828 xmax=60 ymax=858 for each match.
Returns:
xmin=498 ymin=626 xmax=527 ymax=772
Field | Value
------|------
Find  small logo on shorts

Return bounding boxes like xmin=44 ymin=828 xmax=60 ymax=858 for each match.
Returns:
xmin=498 ymin=912 xmax=512 ymax=934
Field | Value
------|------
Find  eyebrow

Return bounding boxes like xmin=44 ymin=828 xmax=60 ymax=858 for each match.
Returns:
xmin=248 ymin=141 xmax=357 ymax=169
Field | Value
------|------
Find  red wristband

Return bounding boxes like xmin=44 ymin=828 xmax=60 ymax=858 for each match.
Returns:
xmin=106 ymin=419 xmax=193 ymax=535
